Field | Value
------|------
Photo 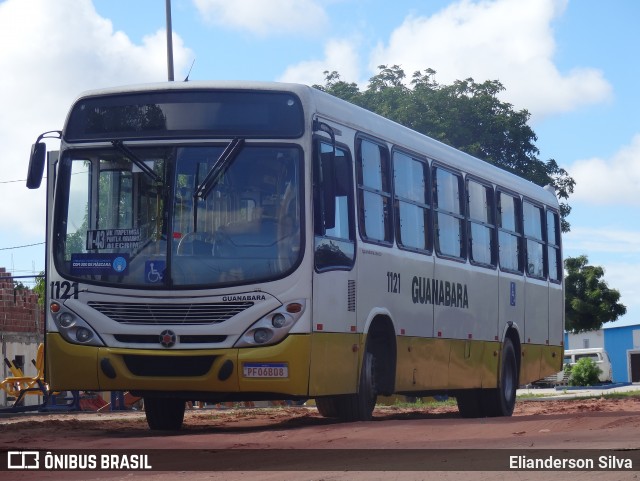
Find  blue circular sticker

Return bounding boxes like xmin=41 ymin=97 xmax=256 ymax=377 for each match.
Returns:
xmin=112 ymin=256 xmax=127 ymax=273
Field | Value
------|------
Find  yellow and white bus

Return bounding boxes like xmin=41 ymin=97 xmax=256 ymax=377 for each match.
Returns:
xmin=27 ymin=81 xmax=563 ymax=429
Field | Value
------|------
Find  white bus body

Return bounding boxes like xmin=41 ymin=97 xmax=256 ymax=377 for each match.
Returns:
xmin=27 ymin=81 xmax=564 ymax=429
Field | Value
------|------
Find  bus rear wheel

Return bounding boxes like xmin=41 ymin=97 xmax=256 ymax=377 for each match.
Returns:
xmin=456 ymin=389 xmax=483 ymax=418
xmin=456 ymin=338 xmax=518 ymax=418
xmin=144 ymin=397 xmax=186 ymax=430
xmin=482 ymin=337 xmax=518 ymax=417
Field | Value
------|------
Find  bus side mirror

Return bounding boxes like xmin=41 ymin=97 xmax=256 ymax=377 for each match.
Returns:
xmin=26 ymin=142 xmax=46 ymax=189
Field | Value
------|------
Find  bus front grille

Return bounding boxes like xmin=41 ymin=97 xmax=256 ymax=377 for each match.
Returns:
xmin=88 ymin=301 xmax=253 ymax=325
xmin=122 ymin=354 xmax=216 ymax=377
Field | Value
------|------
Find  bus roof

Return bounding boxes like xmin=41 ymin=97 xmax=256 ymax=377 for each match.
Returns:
xmin=69 ymin=80 xmax=559 ymax=208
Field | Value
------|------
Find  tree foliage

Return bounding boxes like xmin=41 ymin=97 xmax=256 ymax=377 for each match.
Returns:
xmin=564 ymin=255 xmax=627 ymax=333
xmin=34 ymin=271 xmax=45 ymax=307
xmin=314 ymin=66 xmax=575 ymax=231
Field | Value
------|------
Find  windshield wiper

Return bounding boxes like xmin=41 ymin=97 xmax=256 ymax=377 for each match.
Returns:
xmin=194 ymin=138 xmax=245 ymax=201
xmin=112 ymin=140 xmax=162 ymax=184
xmin=191 ymin=138 xmax=245 ymax=234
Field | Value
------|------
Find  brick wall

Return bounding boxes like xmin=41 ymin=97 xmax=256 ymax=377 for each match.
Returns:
xmin=0 ymin=267 xmax=44 ymax=336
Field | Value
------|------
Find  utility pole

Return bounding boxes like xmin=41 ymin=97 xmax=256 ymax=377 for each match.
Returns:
xmin=166 ymin=0 xmax=175 ymax=81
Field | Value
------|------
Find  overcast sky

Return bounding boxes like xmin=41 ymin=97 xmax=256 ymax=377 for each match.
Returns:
xmin=0 ymin=0 xmax=638 ymax=327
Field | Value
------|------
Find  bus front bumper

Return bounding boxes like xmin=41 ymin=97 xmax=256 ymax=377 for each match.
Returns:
xmin=45 ymin=332 xmax=311 ymax=397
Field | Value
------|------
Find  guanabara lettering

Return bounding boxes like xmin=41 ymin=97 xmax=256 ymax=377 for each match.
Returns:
xmin=411 ymin=276 xmax=469 ymax=308
xmin=222 ymin=295 xmax=267 ymax=302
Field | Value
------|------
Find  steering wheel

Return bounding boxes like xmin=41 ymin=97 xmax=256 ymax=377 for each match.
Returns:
xmin=176 ymin=231 xmax=214 ymax=256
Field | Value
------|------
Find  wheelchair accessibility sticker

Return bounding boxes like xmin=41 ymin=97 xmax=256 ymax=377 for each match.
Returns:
xmin=145 ymin=261 xmax=165 ymax=283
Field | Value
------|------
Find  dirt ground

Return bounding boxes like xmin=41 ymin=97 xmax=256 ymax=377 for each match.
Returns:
xmin=2 ymin=396 xmax=640 ymax=481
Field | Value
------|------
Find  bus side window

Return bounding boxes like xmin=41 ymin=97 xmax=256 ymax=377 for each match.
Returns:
xmin=467 ymin=179 xmax=496 ymax=267
xmin=356 ymin=137 xmax=393 ymax=245
xmin=497 ymin=191 xmax=523 ymax=273
xmin=433 ymin=166 xmax=465 ymax=259
xmin=546 ymin=209 xmax=562 ymax=282
xmin=393 ymin=151 xmax=431 ymax=253
xmin=523 ymin=200 xmax=544 ymax=278
xmin=313 ymin=140 xmax=355 ymax=271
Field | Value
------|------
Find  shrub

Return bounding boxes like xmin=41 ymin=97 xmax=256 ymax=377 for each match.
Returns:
xmin=568 ymin=358 xmax=602 ymax=386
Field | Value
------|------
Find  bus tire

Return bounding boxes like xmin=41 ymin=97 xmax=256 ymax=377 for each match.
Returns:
xmin=482 ymin=337 xmax=518 ymax=417
xmin=315 ymin=397 xmax=340 ymax=418
xmin=338 ymin=351 xmax=377 ymax=421
xmin=144 ymin=397 xmax=186 ymax=430
xmin=456 ymin=389 xmax=483 ymax=418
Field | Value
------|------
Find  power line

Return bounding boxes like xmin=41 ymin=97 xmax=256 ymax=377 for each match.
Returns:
xmin=0 ymin=176 xmax=48 ymax=184
xmin=0 ymin=242 xmax=45 ymax=251
xmin=0 ymin=178 xmax=27 ymax=184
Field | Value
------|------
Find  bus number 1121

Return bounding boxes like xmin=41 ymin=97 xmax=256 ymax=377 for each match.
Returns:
xmin=387 ymin=271 xmax=400 ymax=294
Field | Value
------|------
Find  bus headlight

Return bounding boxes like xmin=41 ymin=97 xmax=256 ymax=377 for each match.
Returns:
xmin=253 ymin=328 xmax=274 ymax=344
xmin=50 ymin=303 xmax=105 ymax=347
xmin=235 ymin=300 xmax=306 ymax=348
xmin=271 ymin=313 xmax=287 ymax=328
xmin=75 ymin=327 xmax=94 ymax=343
xmin=58 ymin=312 xmax=75 ymax=328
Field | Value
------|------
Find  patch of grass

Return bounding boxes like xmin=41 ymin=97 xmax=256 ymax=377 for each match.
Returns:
xmin=516 ymin=389 xmax=640 ymax=402
xmin=601 ymin=390 xmax=640 ymax=400
xmin=388 ymin=397 xmax=457 ymax=409
xmin=516 ymin=392 xmax=552 ymax=399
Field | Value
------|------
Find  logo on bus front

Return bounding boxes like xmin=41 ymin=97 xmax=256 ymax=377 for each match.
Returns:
xmin=159 ymin=330 xmax=176 ymax=348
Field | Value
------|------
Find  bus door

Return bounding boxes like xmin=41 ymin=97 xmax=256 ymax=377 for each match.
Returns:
xmin=309 ymin=138 xmax=359 ymax=396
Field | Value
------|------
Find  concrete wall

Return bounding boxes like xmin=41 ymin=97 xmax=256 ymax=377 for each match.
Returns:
xmin=566 ymin=329 xmax=605 ymax=350
xmin=604 ymin=325 xmax=640 ymax=383
xmin=563 ymin=324 xmax=640 ymax=383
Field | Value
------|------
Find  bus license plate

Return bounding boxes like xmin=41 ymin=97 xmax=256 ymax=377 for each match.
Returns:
xmin=243 ymin=363 xmax=288 ymax=378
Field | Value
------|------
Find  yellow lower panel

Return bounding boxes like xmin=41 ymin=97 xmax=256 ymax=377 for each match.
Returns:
xmin=522 ymin=344 xmax=563 ymax=384
xmin=308 ymin=332 xmax=361 ymax=396
xmin=395 ymin=337 xmax=448 ymax=391
xmin=46 ymin=332 xmax=311 ymax=396
xmin=520 ymin=344 xmax=543 ymax=385
xmin=395 ymin=337 xmax=500 ymax=392
xmin=46 ymin=333 xmax=100 ymax=391
xmin=539 ymin=345 xmax=563 ymax=379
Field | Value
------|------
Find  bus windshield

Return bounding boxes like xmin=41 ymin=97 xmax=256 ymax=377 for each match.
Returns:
xmin=54 ymin=144 xmax=303 ymax=288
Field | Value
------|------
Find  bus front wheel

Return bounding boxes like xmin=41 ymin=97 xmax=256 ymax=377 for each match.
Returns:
xmin=315 ymin=351 xmax=377 ymax=422
xmin=144 ymin=397 xmax=186 ymax=430
xmin=339 ymin=351 xmax=377 ymax=421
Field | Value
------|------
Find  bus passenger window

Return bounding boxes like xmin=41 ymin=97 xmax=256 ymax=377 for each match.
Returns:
xmin=523 ymin=201 xmax=544 ymax=278
xmin=467 ymin=180 xmax=495 ymax=266
xmin=547 ymin=210 xmax=561 ymax=282
xmin=357 ymin=138 xmax=392 ymax=245
xmin=497 ymin=191 xmax=522 ymax=273
xmin=393 ymin=151 xmax=431 ymax=252
xmin=433 ymin=167 xmax=464 ymax=259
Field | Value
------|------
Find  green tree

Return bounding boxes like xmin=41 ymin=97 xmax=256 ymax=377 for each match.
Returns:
xmin=564 ymin=255 xmax=627 ymax=333
xmin=314 ymin=66 xmax=575 ymax=231
xmin=34 ymin=271 xmax=45 ymax=307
